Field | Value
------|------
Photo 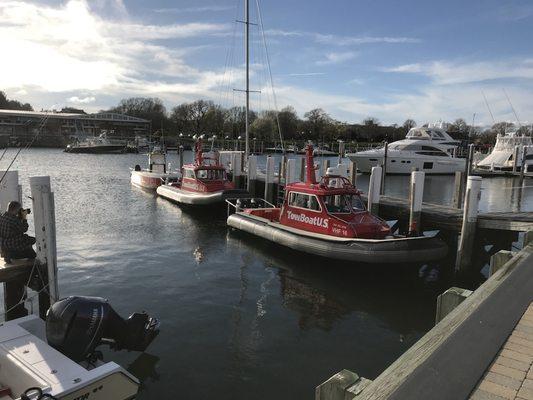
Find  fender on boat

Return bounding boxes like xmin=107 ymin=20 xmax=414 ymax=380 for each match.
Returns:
xmin=227 ymin=213 xmax=448 ymax=264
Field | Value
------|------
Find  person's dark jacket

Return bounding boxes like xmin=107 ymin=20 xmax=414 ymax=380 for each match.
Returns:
xmin=0 ymin=212 xmax=35 ymax=251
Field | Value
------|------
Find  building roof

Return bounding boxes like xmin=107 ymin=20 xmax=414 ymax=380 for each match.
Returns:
xmin=0 ymin=109 xmax=150 ymax=123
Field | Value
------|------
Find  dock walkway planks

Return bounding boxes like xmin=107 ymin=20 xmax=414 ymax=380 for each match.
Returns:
xmin=469 ymin=303 xmax=533 ymax=400
xmin=362 ymin=194 xmax=533 ymax=232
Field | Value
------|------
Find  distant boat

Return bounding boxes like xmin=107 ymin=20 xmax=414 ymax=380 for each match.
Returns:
xmin=346 ymin=126 xmax=464 ymax=174
xmin=65 ymin=131 xmax=126 ymax=154
xmin=476 ymin=131 xmax=532 ymax=171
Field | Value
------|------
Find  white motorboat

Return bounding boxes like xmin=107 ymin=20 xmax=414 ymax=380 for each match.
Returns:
xmin=476 ymin=131 xmax=532 ymax=171
xmin=131 ymin=146 xmax=179 ymax=190
xmin=0 ymin=296 xmax=158 ymax=400
xmin=346 ymin=126 xmax=465 ymax=174
xmin=65 ymin=131 xmax=126 ymax=154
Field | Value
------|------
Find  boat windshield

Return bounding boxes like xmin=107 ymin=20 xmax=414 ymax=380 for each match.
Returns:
xmin=196 ymin=169 xmax=225 ymax=180
xmin=323 ymin=194 xmax=360 ymax=213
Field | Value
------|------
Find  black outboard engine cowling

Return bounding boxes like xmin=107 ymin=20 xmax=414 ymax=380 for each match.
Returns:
xmin=46 ymin=296 xmax=159 ymax=362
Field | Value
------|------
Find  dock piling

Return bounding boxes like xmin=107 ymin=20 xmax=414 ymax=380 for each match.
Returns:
xmin=513 ymin=145 xmax=520 ymax=173
xmin=408 ymin=171 xmax=425 ymax=235
xmin=247 ymin=155 xmax=257 ymax=195
xmin=381 ymin=142 xmax=388 ymax=195
xmin=30 ymin=176 xmax=58 ymax=318
xmin=368 ymin=166 xmax=382 ymax=215
xmin=435 ymin=287 xmax=472 ymax=323
xmin=489 ymin=250 xmax=514 ymax=276
xmin=299 ymin=157 xmax=305 ymax=182
xmin=321 ymin=159 xmax=330 ymax=178
xmin=264 ymin=156 xmax=275 ymax=204
xmin=348 ymin=161 xmax=357 ymax=186
xmin=231 ymin=153 xmax=243 ymax=188
xmin=286 ymin=159 xmax=297 ymax=184
xmin=178 ymin=145 xmax=184 ymax=169
xmin=455 ymin=175 xmax=482 ymax=275
xmin=337 ymin=141 xmax=345 ymax=165
xmin=520 ymin=145 xmax=528 ymax=181
xmin=452 ymin=171 xmax=464 ymax=209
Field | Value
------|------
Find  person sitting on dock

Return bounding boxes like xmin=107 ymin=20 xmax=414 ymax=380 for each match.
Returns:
xmin=0 ymin=201 xmax=36 ymax=263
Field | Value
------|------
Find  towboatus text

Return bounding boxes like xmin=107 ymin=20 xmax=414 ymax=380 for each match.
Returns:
xmin=287 ymin=211 xmax=328 ymax=228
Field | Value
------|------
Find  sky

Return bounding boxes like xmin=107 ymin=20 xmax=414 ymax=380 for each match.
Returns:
xmin=1 ymin=0 xmax=533 ymax=126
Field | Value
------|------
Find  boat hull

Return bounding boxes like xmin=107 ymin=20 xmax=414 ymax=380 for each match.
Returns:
xmin=227 ymin=213 xmax=447 ymax=264
xmin=131 ymin=171 xmax=177 ymax=190
xmin=157 ymin=185 xmax=250 ymax=205
xmin=65 ymin=145 xmax=125 ymax=154
xmin=347 ymin=153 xmax=465 ymax=175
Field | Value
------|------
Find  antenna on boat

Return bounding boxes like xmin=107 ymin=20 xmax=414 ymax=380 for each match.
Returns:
xmin=503 ymin=88 xmax=522 ymax=128
xmin=245 ymin=0 xmax=250 ymax=162
xmin=481 ymin=90 xmax=496 ymax=124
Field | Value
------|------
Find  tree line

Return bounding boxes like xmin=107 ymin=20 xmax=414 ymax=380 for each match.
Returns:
xmin=1 ymin=91 xmax=530 ymax=144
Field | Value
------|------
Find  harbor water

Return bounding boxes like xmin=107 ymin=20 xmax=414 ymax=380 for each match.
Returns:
xmin=4 ymin=148 xmax=533 ymax=399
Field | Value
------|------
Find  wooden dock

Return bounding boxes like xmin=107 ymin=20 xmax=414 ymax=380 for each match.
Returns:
xmin=315 ymin=237 xmax=533 ymax=400
xmin=364 ymin=194 xmax=533 ymax=233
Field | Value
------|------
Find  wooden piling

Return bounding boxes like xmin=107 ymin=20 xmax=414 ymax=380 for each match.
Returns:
xmin=264 ymin=156 xmax=276 ymax=204
xmin=178 ymin=145 xmax=184 ymax=169
xmin=247 ymin=155 xmax=257 ymax=196
xmin=467 ymin=144 xmax=475 ymax=176
xmin=408 ymin=171 xmax=425 ymax=235
xmin=435 ymin=287 xmax=472 ymax=324
xmin=349 ymin=161 xmax=357 ymax=186
xmin=30 ymin=176 xmax=59 ymax=317
xmin=321 ymin=159 xmax=330 ymax=178
xmin=299 ymin=157 xmax=305 ymax=182
xmin=231 ymin=153 xmax=243 ymax=188
xmin=286 ymin=159 xmax=297 ymax=185
xmin=520 ymin=145 xmax=527 ymax=181
xmin=489 ymin=250 xmax=514 ymax=276
xmin=455 ymin=175 xmax=482 ymax=275
xmin=452 ymin=171 xmax=464 ymax=209
xmin=337 ymin=141 xmax=345 ymax=165
xmin=513 ymin=145 xmax=520 ymax=173
xmin=368 ymin=166 xmax=382 ymax=215
xmin=381 ymin=142 xmax=388 ymax=195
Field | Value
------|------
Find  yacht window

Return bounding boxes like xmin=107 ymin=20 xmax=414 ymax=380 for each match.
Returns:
xmin=288 ymin=192 xmax=321 ymax=211
xmin=415 ymin=146 xmax=449 ymax=157
xmin=423 ymin=162 xmax=433 ymax=169
xmin=323 ymin=195 xmax=353 ymax=213
xmin=196 ymin=169 xmax=225 ymax=180
xmin=352 ymin=196 xmax=365 ymax=211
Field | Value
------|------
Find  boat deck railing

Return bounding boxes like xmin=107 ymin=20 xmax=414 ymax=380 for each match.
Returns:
xmin=225 ymin=197 xmax=276 ymax=217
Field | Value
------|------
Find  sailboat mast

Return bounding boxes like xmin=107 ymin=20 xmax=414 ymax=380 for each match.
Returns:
xmin=244 ymin=0 xmax=250 ymax=160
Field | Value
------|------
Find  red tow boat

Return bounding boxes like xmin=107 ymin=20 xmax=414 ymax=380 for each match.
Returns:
xmin=157 ymin=139 xmax=249 ymax=205
xmin=226 ymin=144 xmax=447 ymax=264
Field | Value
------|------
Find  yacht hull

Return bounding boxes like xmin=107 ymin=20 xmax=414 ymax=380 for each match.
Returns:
xmin=347 ymin=154 xmax=465 ymax=175
xmin=157 ymin=185 xmax=250 ymax=205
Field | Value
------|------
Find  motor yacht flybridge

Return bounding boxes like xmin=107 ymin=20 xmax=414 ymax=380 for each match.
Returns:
xmin=157 ymin=139 xmax=249 ymax=205
xmin=347 ymin=126 xmax=465 ymax=174
xmin=226 ymin=144 xmax=447 ymax=264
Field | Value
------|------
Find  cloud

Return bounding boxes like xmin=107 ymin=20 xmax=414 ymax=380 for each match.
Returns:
xmin=316 ymin=51 xmax=357 ymax=65
xmin=383 ymin=59 xmax=533 ymax=85
xmin=265 ymin=29 xmax=420 ymax=46
xmin=287 ymin=72 xmax=326 ymax=77
xmin=0 ymin=0 xmax=233 ymax=108
xmin=154 ymin=5 xmax=233 ymax=14
xmin=68 ymin=96 xmax=96 ymax=104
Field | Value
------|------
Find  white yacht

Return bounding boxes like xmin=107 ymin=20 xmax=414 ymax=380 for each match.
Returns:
xmin=476 ymin=131 xmax=532 ymax=171
xmin=346 ymin=126 xmax=465 ymax=174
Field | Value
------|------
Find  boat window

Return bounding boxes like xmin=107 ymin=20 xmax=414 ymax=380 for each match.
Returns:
xmin=352 ymin=196 xmax=365 ymax=211
xmin=323 ymin=195 xmax=353 ymax=213
xmin=196 ymin=169 xmax=225 ymax=180
xmin=415 ymin=146 xmax=449 ymax=157
xmin=184 ymin=169 xmax=195 ymax=179
xmin=288 ymin=192 xmax=321 ymax=211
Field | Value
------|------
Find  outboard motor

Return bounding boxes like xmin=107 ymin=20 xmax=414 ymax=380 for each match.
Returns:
xmin=46 ymin=296 xmax=159 ymax=362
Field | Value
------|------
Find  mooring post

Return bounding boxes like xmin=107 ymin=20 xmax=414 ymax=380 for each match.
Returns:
xmin=0 ymin=171 xmax=22 ymax=211
xmin=408 ymin=171 xmax=425 ymax=235
xmin=349 ymin=161 xmax=357 ymax=186
xmin=489 ymin=250 xmax=514 ymax=276
xmin=30 ymin=176 xmax=59 ymax=319
xmin=467 ymin=144 xmax=475 ymax=176
xmin=321 ymin=159 xmax=330 ymax=178
xmin=299 ymin=157 xmax=305 ymax=182
xmin=264 ymin=156 xmax=275 ymax=204
xmin=455 ymin=176 xmax=482 ymax=275
xmin=368 ymin=166 xmax=382 ymax=215
xmin=520 ymin=145 xmax=527 ymax=181
xmin=452 ymin=171 xmax=464 ymax=209
xmin=280 ymin=155 xmax=288 ymax=184
xmin=337 ymin=141 xmax=345 ymax=165
xmin=513 ymin=145 xmax=520 ymax=173
xmin=435 ymin=287 xmax=473 ymax=324
xmin=286 ymin=159 xmax=297 ymax=184
xmin=247 ymin=155 xmax=257 ymax=196
xmin=380 ymin=142 xmax=388 ymax=195
xmin=178 ymin=145 xmax=184 ymax=169
xmin=232 ymin=153 xmax=243 ymax=189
